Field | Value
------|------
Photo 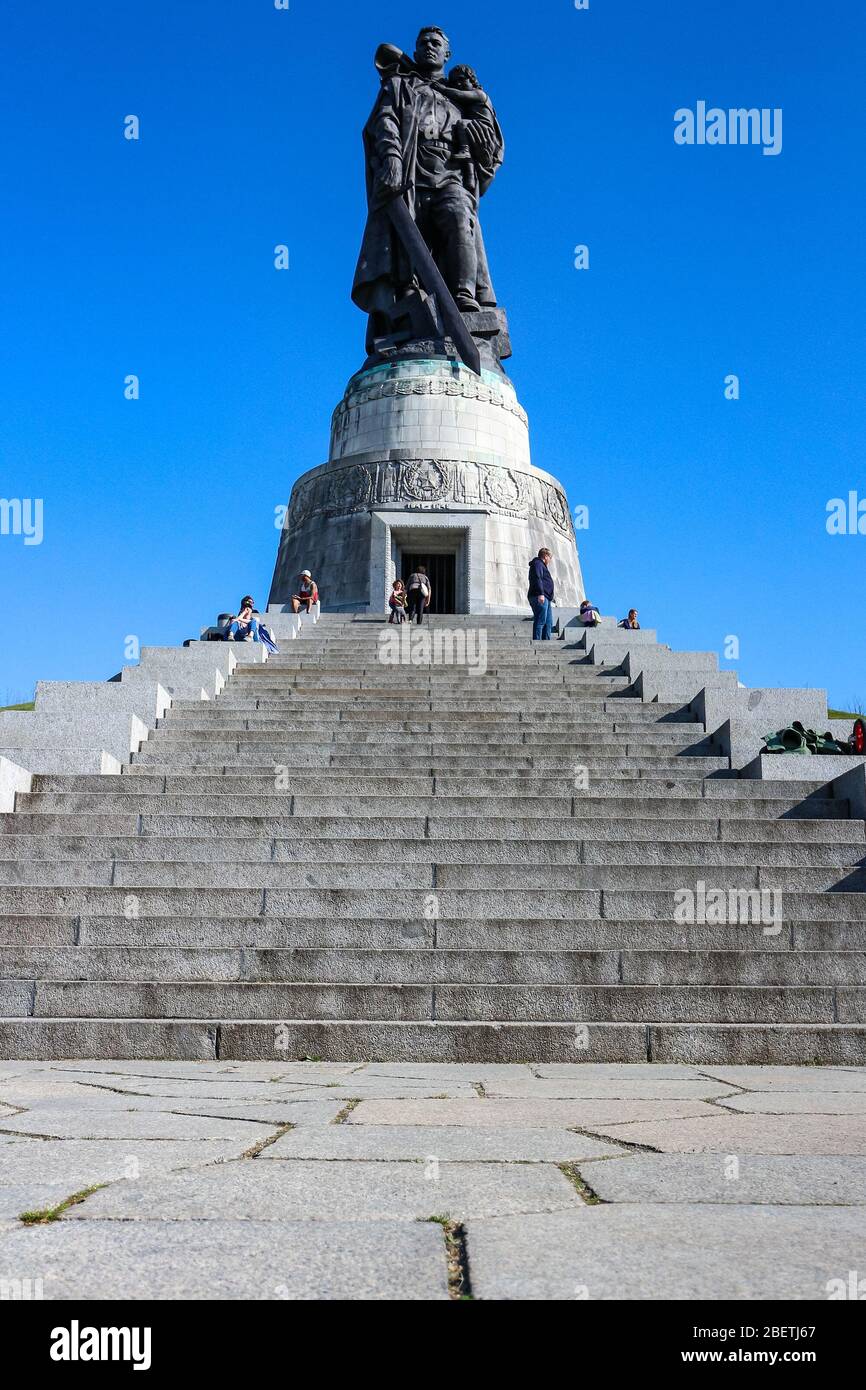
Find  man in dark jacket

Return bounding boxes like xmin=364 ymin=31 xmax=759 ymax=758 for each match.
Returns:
xmin=527 ymin=548 xmax=555 ymax=641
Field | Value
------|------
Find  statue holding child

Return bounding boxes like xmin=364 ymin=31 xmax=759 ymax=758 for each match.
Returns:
xmin=352 ymin=26 xmax=509 ymax=366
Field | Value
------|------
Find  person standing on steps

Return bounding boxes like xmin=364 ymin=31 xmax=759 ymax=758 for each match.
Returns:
xmin=527 ymin=548 xmax=555 ymax=641
xmin=388 ymin=578 xmax=408 ymax=623
xmin=407 ymin=565 xmax=431 ymax=624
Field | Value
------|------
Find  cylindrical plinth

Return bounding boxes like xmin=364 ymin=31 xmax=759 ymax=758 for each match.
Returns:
xmin=269 ymin=358 xmax=584 ymax=614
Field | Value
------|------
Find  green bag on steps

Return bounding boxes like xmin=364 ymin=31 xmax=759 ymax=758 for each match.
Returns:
xmin=763 ymin=727 xmax=809 ymax=754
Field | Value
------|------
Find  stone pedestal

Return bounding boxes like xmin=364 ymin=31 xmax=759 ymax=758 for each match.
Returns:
xmin=269 ymin=357 xmax=585 ymax=614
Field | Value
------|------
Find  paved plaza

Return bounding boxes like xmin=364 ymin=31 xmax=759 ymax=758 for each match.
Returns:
xmin=0 ymin=1061 xmax=864 ymax=1300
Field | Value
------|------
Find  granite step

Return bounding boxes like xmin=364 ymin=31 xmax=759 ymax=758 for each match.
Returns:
xmin=3 ymin=946 xmax=866 ymax=987
xmin=92 ymin=762 xmax=736 ymax=784
xmin=2 ymin=836 xmax=861 ymax=867
xmin=0 ymin=885 xmax=863 ymax=920
xmin=3 ymin=913 xmax=866 ymax=953
xmin=11 ymin=793 xmax=850 ymax=819
xmin=0 ymin=1017 xmax=864 ymax=1064
xmin=153 ymin=720 xmax=703 ymax=739
xmin=0 ymin=861 xmax=859 ymax=894
xmin=2 ymin=813 xmax=858 ymax=842
xmin=8 ymin=978 xmax=861 ymax=1024
xmin=127 ymin=752 xmax=719 ymax=773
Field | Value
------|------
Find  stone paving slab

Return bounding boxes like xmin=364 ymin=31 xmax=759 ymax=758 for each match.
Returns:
xmin=44 ymin=1063 xmax=360 ymax=1088
xmin=533 ymin=1063 xmax=709 ymax=1080
xmin=718 ymin=1091 xmax=866 ymax=1115
xmin=580 ymin=1153 xmax=866 ymax=1204
xmin=68 ymin=1159 xmax=581 ymax=1222
xmin=0 ymin=1076 xmax=139 ymax=1104
xmin=0 ymin=1105 xmax=277 ymax=1143
xmin=138 ymin=1099 xmax=346 ymax=1125
xmin=0 ymin=1136 xmax=249 ymax=1203
xmin=477 ymin=1076 xmax=739 ymax=1100
xmin=701 ymin=1065 xmax=866 ymax=1093
xmin=352 ymin=1062 xmax=572 ymax=1081
xmin=0 ymin=1087 xmax=344 ymax=1125
xmin=585 ymin=1113 xmax=866 ymax=1155
xmin=0 ymin=1185 xmax=85 ymax=1220
xmin=0 ymin=1220 xmax=449 ymax=1299
xmin=269 ymin=1080 xmax=483 ymax=1100
xmin=41 ymin=1061 xmax=358 ymax=1083
xmin=465 ymin=1206 xmax=866 ymax=1300
xmin=262 ymin=1125 xmax=628 ymax=1163
xmin=0 ymin=1072 xmax=480 ymax=1102
xmin=1 ymin=1076 xmax=342 ymax=1103
xmin=346 ymin=1098 xmax=719 ymax=1128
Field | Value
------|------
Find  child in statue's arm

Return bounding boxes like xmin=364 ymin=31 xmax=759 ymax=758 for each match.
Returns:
xmin=442 ymin=65 xmax=496 ymax=163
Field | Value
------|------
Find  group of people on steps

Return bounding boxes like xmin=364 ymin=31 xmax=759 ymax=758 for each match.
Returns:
xmin=225 ymin=556 xmax=639 ymax=642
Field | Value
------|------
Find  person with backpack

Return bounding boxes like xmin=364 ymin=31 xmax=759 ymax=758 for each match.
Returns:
xmin=407 ymin=566 xmax=431 ymax=625
xmin=527 ymin=548 xmax=555 ymax=641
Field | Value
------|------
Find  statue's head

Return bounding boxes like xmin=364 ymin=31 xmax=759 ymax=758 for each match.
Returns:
xmin=414 ymin=26 xmax=451 ymax=73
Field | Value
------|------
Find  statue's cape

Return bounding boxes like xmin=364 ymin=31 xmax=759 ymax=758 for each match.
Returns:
xmin=352 ymin=71 xmax=503 ymax=314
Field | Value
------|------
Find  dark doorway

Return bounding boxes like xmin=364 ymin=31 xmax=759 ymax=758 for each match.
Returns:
xmin=402 ymin=553 xmax=457 ymax=614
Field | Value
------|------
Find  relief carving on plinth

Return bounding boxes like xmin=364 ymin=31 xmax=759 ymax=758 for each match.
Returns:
xmin=544 ymin=484 xmax=570 ymax=531
xmin=380 ymin=460 xmax=401 ymax=502
xmin=483 ymin=466 xmax=524 ymax=512
xmin=403 ymin=459 xmax=450 ymax=501
xmin=454 ymin=460 xmax=482 ymax=505
xmin=330 ymin=372 xmax=529 ymax=432
xmin=329 ymin=463 xmax=372 ymax=511
xmin=286 ymin=459 xmax=574 ymax=539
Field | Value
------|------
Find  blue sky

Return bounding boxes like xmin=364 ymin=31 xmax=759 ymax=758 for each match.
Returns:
xmin=2 ymin=0 xmax=863 ymax=708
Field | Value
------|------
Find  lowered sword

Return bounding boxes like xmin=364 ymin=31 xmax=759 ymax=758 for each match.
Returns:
xmin=385 ymin=194 xmax=482 ymax=377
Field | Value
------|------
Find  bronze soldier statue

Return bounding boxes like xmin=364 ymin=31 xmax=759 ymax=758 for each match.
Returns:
xmin=352 ymin=27 xmax=507 ymax=367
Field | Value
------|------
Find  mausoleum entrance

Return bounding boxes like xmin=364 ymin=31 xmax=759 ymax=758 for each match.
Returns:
xmin=391 ymin=525 xmax=468 ymax=614
xmin=401 ymin=552 xmax=457 ymax=614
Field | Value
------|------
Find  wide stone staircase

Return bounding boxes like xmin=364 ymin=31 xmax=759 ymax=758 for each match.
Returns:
xmin=1 ymin=613 xmax=865 ymax=1062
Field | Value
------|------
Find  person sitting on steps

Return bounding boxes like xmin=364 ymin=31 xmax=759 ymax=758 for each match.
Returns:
xmin=618 ymin=609 xmax=640 ymax=630
xmin=227 ymin=596 xmax=260 ymax=642
xmin=291 ymin=570 xmax=319 ymax=614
